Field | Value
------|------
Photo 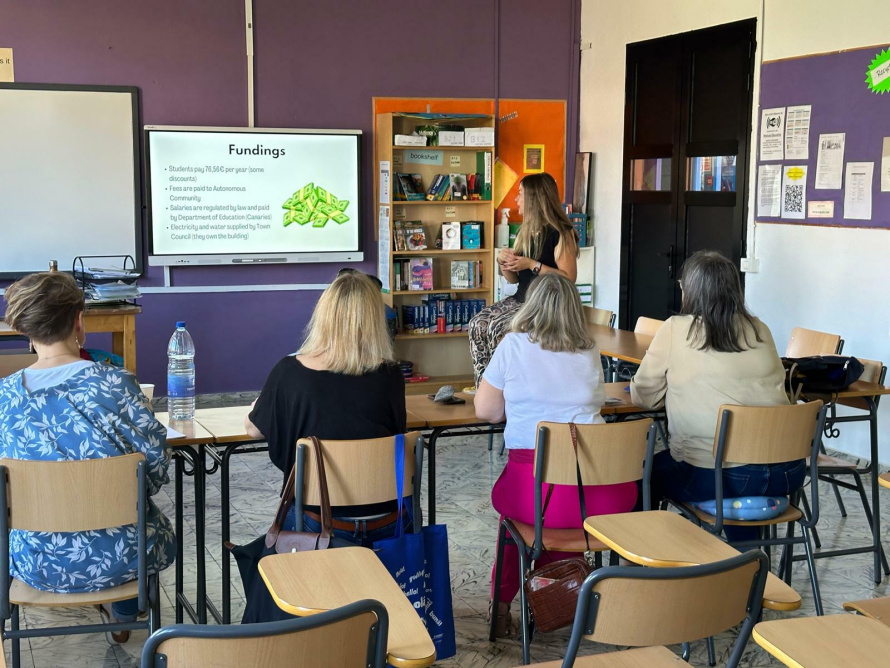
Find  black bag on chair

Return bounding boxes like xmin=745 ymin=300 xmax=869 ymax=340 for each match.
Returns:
xmin=225 ymin=436 xmax=339 ymax=624
xmin=782 ymin=355 xmax=864 ymax=395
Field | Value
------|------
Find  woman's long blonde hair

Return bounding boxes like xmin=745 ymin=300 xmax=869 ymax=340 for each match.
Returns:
xmin=513 ymin=173 xmax=578 ymax=262
xmin=511 ymin=273 xmax=595 ymax=353
xmin=298 ymin=271 xmax=394 ymax=374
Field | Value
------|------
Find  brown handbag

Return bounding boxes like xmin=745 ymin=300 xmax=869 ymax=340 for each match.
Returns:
xmin=265 ymin=435 xmax=335 ymax=553
xmin=524 ymin=423 xmax=595 ymax=633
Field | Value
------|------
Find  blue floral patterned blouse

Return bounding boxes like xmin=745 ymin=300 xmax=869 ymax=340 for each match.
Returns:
xmin=0 ymin=362 xmax=176 ymax=593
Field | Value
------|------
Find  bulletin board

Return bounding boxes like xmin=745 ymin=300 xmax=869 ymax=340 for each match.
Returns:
xmin=756 ymin=44 xmax=890 ymax=229
xmin=372 ymin=97 xmax=566 ymax=223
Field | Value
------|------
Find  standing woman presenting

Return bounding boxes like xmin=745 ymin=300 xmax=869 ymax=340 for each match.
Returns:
xmin=468 ymin=172 xmax=578 ymax=385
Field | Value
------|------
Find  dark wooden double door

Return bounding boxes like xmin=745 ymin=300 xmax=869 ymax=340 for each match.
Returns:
xmin=619 ymin=19 xmax=756 ymax=328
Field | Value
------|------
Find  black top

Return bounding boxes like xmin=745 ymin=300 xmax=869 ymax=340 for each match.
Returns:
xmin=249 ymin=356 xmax=407 ymax=513
xmin=515 ymin=226 xmax=561 ymax=302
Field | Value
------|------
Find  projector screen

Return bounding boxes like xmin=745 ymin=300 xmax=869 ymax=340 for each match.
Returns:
xmin=146 ymin=126 xmax=363 ymax=265
xmin=0 ymin=84 xmax=142 ymax=278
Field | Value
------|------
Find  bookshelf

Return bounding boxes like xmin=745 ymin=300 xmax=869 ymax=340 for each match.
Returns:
xmin=376 ymin=112 xmax=496 ymax=392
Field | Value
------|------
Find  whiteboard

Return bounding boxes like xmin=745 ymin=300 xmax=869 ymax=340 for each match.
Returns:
xmin=0 ymin=84 xmax=142 ymax=277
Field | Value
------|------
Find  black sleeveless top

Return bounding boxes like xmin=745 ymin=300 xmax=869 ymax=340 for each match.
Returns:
xmin=515 ymin=226 xmax=561 ymax=303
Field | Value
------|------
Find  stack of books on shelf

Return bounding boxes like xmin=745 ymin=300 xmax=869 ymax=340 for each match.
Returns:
xmin=401 ymin=294 xmax=486 ymax=335
xmin=393 ymin=257 xmax=434 ymax=291
xmin=393 ymin=221 xmax=428 ymax=251
xmin=450 ymin=260 xmax=483 ymax=289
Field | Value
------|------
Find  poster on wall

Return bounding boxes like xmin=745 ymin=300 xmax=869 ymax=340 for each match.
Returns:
xmin=881 ymin=137 xmax=890 ymax=192
xmin=760 ymin=107 xmax=786 ymax=161
xmin=757 ymin=164 xmax=782 ymax=217
xmin=844 ymin=162 xmax=874 ymax=220
xmin=784 ymin=105 xmax=812 ymax=160
xmin=814 ymin=133 xmax=845 ymax=189
xmin=781 ymin=165 xmax=807 ymax=220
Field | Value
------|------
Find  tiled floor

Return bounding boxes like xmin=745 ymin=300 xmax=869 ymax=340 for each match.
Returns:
xmin=5 ymin=411 xmax=890 ymax=666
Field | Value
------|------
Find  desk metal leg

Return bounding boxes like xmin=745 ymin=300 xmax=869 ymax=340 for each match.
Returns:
xmin=221 ymin=444 xmax=233 ymax=624
xmin=194 ymin=444 xmax=207 ymax=624
xmin=427 ymin=428 xmax=443 ymax=526
xmin=869 ymin=401 xmax=882 ymax=584
xmin=174 ymin=452 xmax=184 ymax=624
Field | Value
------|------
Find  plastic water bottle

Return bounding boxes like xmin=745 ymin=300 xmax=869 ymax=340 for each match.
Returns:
xmin=167 ymin=321 xmax=196 ymax=420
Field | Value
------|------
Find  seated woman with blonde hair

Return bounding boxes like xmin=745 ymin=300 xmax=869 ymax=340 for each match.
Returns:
xmin=475 ymin=272 xmax=637 ymax=636
xmin=0 ymin=272 xmax=174 ymax=644
xmin=245 ymin=270 xmax=408 ymax=545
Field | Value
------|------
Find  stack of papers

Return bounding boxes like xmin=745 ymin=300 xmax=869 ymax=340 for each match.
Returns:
xmin=84 ymin=280 xmax=141 ymax=304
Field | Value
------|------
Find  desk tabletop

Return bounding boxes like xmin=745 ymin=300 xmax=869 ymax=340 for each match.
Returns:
xmin=155 ymin=412 xmax=214 ymax=446
xmin=585 ymin=510 xmax=800 ymax=612
xmin=406 ymin=410 xmax=427 ymax=429
xmin=589 ymin=324 xmax=652 ymax=365
xmin=194 ymin=406 xmax=257 ymax=444
xmin=879 ymin=473 xmax=890 ymax=490
xmin=753 ymin=614 xmax=890 ymax=667
xmin=830 ymin=380 xmax=890 ymax=399
xmin=259 ymin=547 xmax=436 ymax=667
xmin=406 ymin=393 xmax=484 ymax=428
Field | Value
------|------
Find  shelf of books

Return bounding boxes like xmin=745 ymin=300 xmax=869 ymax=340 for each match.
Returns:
xmin=377 ymin=111 xmax=496 ymax=390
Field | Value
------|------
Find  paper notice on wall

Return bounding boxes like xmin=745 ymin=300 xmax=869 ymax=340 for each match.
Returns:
xmin=493 ymin=158 xmax=518 ymax=208
xmin=757 ymin=164 xmax=782 ymax=217
xmin=0 ymin=48 xmax=13 ymax=82
xmin=781 ymin=165 xmax=807 ymax=220
xmin=808 ymin=201 xmax=834 ymax=218
xmin=844 ymin=162 xmax=874 ymax=220
xmin=378 ymin=160 xmax=390 ymax=205
xmin=882 ymin=137 xmax=890 ymax=192
xmin=784 ymin=105 xmax=812 ymax=160
xmin=378 ymin=206 xmax=391 ymax=292
xmin=814 ymin=133 xmax=845 ymax=189
xmin=760 ymin=107 xmax=786 ymax=161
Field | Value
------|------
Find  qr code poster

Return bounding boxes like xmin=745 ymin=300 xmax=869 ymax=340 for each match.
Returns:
xmin=781 ymin=165 xmax=807 ymax=220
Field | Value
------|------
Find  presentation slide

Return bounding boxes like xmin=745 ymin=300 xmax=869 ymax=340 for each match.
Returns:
xmin=148 ymin=129 xmax=360 ymax=257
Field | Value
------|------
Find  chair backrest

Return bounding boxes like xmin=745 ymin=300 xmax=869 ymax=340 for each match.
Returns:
xmin=713 ymin=401 xmax=824 ymax=465
xmin=785 ymin=327 xmax=842 ymax=357
xmin=634 ymin=316 xmax=664 ymax=337
xmin=299 ymin=432 xmax=421 ymax=507
xmin=582 ymin=306 xmax=614 ymax=328
xmin=0 ymin=454 xmax=143 ymax=532
xmin=856 ymin=357 xmax=886 ymax=384
xmin=575 ymin=550 xmax=767 ymax=654
xmin=536 ymin=420 xmax=654 ymax=487
xmin=0 ymin=352 xmax=36 ymax=378
xmin=141 ymin=599 xmax=389 ymax=668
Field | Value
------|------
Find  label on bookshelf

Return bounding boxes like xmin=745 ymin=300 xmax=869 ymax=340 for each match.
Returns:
xmin=445 ymin=205 xmax=456 ymax=217
xmin=393 ymin=154 xmax=403 ymax=166
xmin=394 ymin=206 xmax=406 ymax=220
xmin=449 ymin=155 xmax=462 ymax=167
xmin=405 ymin=150 xmax=443 ymax=166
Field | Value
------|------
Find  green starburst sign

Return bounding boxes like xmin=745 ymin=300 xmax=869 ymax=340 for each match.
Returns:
xmin=866 ymin=48 xmax=890 ymax=94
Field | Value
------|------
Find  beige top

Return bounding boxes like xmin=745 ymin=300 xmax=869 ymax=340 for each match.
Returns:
xmin=630 ymin=315 xmax=788 ymax=468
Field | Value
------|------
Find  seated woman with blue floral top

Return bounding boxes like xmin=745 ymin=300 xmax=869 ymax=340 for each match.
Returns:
xmin=0 ymin=272 xmax=175 ymax=644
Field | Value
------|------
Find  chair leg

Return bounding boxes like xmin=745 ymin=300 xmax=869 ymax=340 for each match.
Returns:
xmin=499 ymin=439 xmax=506 ymax=457
xmin=707 ymin=636 xmax=717 ymax=666
xmin=11 ymin=605 xmax=20 ymax=668
xmin=681 ymin=642 xmax=691 ymax=661
xmin=594 ymin=552 xmax=603 ymax=569
xmin=780 ymin=522 xmax=796 ymax=585
xmin=852 ymin=471 xmax=890 ymax=576
xmin=608 ymin=550 xmax=619 ymax=566
xmin=799 ymin=490 xmax=821 ymax=549
xmin=149 ymin=574 xmax=161 ymax=634
xmin=487 ymin=432 xmax=494 ymax=452
xmin=828 ymin=474 xmax=847 ymax=517
xmin=517 ymin=545 xmax=532 ymax=665
xmin=489 ymin=523 xmax=508 ymax=643
xmin=802 ymin=527 xmax=824 ymax=616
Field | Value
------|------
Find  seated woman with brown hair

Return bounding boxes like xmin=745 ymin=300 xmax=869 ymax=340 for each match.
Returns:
xmin=0 ymin=272 xmax=174 ymax=644
xmin=245 ymin=270 xmax=408 ymax=545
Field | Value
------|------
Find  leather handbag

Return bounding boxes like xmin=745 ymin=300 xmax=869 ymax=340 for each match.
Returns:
xmin=226 ymin=435 xmax=337 ymax=623
xmin=523 ymin=423 xmax=594 ymax=633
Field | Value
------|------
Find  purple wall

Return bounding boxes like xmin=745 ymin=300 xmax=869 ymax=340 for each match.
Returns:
xmin=0 ymin=0 xmax=581 ymax=393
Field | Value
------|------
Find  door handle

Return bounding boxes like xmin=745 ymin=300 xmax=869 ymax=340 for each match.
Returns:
xmin=659 ymin=245 xmax=674 ymax=276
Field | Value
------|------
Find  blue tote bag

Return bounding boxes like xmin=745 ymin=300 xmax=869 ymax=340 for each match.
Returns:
xmin=374 ymin=434 xmax=457 ymax=660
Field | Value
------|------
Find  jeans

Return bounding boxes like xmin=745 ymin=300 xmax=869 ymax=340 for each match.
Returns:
xmin=652 ymin=450 xmax=807 ymax=541
xmin=282 ymin=503 xmax=413 ymax=548
xmin=111 ymin=597 xmax=139 ymax=622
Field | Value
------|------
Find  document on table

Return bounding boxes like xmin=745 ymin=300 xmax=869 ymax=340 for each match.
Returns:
xmin=378 ymin=206 xmax=391 ymax=292
xmin=781 ymin=165 xmax=807 ymax=220
xmin=844 ymin=162 xmax=874 ymax=220
xmin=814 ymin=133 xmax=845 ymax=189
xmin=166 ymin=425 xmax=185 ymax=440
xmin=882 ymin=138 xmax=890 ymax=192
xmin=784 ymin=105 xmax=812 ymax=160
xmin=757 ymin=164 xmax=782 ymax=217
xmin=760 ymin=107 xmax=786 ymax=161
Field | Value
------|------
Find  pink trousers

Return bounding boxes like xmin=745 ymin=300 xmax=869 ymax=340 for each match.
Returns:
xmin=491 ymin=448 xmax=638 ymax=603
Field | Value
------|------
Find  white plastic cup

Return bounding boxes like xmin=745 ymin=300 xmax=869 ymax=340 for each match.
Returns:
xmin=139 ymin=383 xmax=155 ymax=402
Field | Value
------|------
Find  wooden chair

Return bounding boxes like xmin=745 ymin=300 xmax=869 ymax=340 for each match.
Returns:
xmin=753 ymin=614 xmax=890 ymax=667
xmin=292 ymin=432 xmax=424 ymax=531
xmin=491 ymin=419 xmax=657 ymax=664
xmin=0 ymin=352 xmax=36 ymax=378
xmin=880 ymin=473 xmax=890 ymax=489
xmin=678 ymin=401 xmax=829 ymax=615
xmin=582 ymin=306 xmax=615 ymax=328
xmin=844 ymin=596 xmax=890 ymax=627
xmin=805 ymin=359 xmax=890 ymax=579
xmin=141 ymin=599 xmax=389 ymax=667
xmin=784 ymin=326 xmax=843 ymax=358
xmin=0 ymin=454 xmax=159 ymax=668
xmin=530 ymin=550 xmax=769 ymax=668
xmin=613 ymin=316 xmax=664 ymax=381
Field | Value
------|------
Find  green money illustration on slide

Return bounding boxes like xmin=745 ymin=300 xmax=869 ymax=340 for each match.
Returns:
xmin=282 ymin=183 xmax=350 ymax=228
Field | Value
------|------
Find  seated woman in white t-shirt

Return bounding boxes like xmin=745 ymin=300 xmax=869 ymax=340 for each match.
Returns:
xmin=474 ymin=273 xmax=637 ymax=637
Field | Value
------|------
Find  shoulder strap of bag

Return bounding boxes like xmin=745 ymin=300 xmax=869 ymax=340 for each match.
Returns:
xmin=569 ymin=423 xmax=593 ymax=560
xmin=266 ymin=436 xmax=333 ymax=547
xmin=392 ymin=433 xmax=406 ymax=538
